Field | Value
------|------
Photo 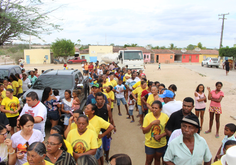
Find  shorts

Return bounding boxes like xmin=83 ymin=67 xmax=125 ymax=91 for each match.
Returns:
xmin=129 ymin=109 xmax=134 ymax=116
xmin=145 ymin=145 xmax=167 ymax=155
xmin=102 ymin=136 xmax=111 ymax=152
xmin=47 ymin=110 xmax=60 ymax=121
xmin=111 ymin=108 xmax=113 ymax=112
xmin=209 ymin=106 xmax=222 ymax=114
xmin=138 ymin=105 xmax=143 ymax=115
xmin=95 ymin=145 xmax=103 ymax=160
xmin=64 ymin=116 xmax=70 ymax=125
xmin=8 ymin=116 xmax=19 ymax=127
xmin=117 ymin=97 xmax=127 ymax=106
xmin=195 ymin=108 xmax=206 ymax=111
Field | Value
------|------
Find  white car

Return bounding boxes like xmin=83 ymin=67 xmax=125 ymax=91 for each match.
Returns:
xmin=201 ymin=57 xmax=220 ymax=68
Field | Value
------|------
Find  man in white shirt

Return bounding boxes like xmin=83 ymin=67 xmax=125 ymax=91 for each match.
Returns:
xmin=159 ymin=90 xmax=182 ymax=117
xmin=18 ymin=92 xmax=47 ymax=137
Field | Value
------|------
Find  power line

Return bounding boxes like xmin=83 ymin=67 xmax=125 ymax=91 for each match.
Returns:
xmin=218 ymin=13 xmax=229 ymax=49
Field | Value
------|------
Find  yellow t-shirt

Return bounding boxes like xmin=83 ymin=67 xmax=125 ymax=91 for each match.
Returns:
xmin=23 ymin=160 xmax=53 ymax=165
xmin=70 ymin=122 xmax=96 ymax=132
xmin=125 ymin=73 xmax=131 ymax=79
xmin=64 ymin=139 xmax=73 ymax=156
xmin=89 ymin=115 xmax=110 ymax=147
xmin=18 ymin=79 xmax=23 ymax=94
xmin=132 ymin=87 xmax=147 ymax=105
xmin=105 ymin=91 xmax=115 ymax=109
xmin=7 ymin=85 xmax=12 ymax=89
xmin=103 ymin=81 xmax=112 ymax=88
xmin=143 ymin=112 xmax=169 ymax=148
xmin=66 ymin=128 xmax=98 ymax=154
xmin=11 ymin=81 xmax=19 ymax=96
xmin=1 ymin=96 xmax=19 ymax=118
xmin=0 ymin=90 xmax=6 ymax=105
xmin=109 ymin=79 xmax=117 ymax=87
xmin=103 ymin=92 xmax=109 ymax=100
xmin=211 ymin=160 xmax=222 ymax=165
xmin=133 ymin=81 xmax=141 ymax=89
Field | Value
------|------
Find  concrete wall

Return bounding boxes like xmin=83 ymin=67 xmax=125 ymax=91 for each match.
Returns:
xmin=89 ymin=46 xmax=113 ymax=62
xmin=154 ymin=54 xmax=175 ymax=63
xmin=24 ymin=49 xmax=51 ymax=64
xmin=182 ymin=54 xmax=199 ymax=63
xmin=80 ymin=54 xmax=90 ymax=62
xmin=199 ymin=54 xmax=218 ymax=63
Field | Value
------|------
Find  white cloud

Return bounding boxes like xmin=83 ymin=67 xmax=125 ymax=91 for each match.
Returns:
xmin=22 ymin=0 xmax=236 ymax=48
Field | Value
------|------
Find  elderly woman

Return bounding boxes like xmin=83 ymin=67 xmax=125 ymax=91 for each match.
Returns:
xmin=0 ymin=124 xmax=16 ymax=165
xmin=45 ymin=134 xmax=76 ymax=165
xmin=23 ymin=142 xmax=53 ymax=165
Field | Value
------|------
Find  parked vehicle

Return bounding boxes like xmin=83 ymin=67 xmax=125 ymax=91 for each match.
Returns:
xmin=201 ymin=57 xmax=220 ymax=68
xmin=0 ymin=65 xmax=22 ymax=82
xmin=19 ymin=69 xmax=90 ymax=111
xmin=67 ymin=57 xmax=86 ymax=64
xmin=101 ymin=50 xmax=145 ymax=71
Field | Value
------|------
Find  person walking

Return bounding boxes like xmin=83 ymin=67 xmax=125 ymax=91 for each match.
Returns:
xmin=205 ymin=82 xmax=224 ymax=138
xmin=225 ymin=59 xmax=230 ymax=76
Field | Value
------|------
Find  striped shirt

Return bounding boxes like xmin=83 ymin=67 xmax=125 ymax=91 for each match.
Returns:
xmin=45 ymin=150 xmax=76 ymax=165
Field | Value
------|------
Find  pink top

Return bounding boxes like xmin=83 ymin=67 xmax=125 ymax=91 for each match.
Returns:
xmin=210 ymin=90 xmax=224 ymax=107
xmin=72 ymin=99 xmax=80 ymax=110
xmin=195 ymin=92 xmax=206 ymax=109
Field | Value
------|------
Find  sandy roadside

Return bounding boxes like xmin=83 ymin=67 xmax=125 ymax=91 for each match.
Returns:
xmin=24 ymin=63 xmax=236 ymax=165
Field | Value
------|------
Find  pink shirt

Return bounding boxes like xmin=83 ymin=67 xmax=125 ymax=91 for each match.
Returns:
xmin=210 ymin=90 xmax=224 ymax=107
xmin=195 ymin=92 xmax=206 ymax=109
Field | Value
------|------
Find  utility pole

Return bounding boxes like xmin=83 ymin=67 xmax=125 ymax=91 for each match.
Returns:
xmin=218 ymin=13 xmax=229 ymax=49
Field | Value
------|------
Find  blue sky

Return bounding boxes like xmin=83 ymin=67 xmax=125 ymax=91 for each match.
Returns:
xmin=27 ymin=0 xmax=236 ymax=48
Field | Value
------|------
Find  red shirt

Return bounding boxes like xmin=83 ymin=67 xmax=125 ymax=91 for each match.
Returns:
xmin=88 ymin=65 xmax=94 ymax=71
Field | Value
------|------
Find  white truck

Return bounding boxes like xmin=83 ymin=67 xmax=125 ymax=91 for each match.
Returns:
xmin=101 ymin=50 xmax=145 ymax=71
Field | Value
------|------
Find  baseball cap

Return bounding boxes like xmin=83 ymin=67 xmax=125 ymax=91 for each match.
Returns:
xmin=92 ymin=83 xmax=99 ymax=88
xmin=181 ymin=114 xmax=201 ymax=128
xmin=159 ymin=90 xmax=174 ymax=98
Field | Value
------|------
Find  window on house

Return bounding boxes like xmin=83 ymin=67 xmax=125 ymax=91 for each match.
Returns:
xmin=144 ymin=54 xmax=146 ymax=59
xmin=147 ymin=55 xmax=149 ymax=58
xmin=196 ymin=56 xmax=198 ymax=59
xmin=170 ymin=55 xmax=173 ymax=59
xmin=183 ymin=56 xmax=185 ymax=59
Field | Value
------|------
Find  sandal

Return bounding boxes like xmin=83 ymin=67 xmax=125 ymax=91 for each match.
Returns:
xmin=118 ymin=113 xmax=122 ymax=116
xmin=215 ymin=134 xmax=219 ymax=138
xmin=126 ymin=117 xmax=130 ymax=119
xmin=130 ymin=121 xmax=134 ymax=123
xmin=204 ymin=130 xmax=211 ymax=134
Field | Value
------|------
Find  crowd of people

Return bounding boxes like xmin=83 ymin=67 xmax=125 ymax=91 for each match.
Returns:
xmin=0 ymin=60 xmax=234 ymax=165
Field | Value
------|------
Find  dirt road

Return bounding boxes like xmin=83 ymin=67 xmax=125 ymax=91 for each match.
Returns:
xmin=24 ymin=63 xmax=236 ymax=165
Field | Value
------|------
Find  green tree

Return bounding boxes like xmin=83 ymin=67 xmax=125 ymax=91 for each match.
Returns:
xmin=0 ymin=0 xmax=62 ymax=45
xmin=152 ymin=46 xmax=159 ymax=49
xmin=77 ymin=39 xmax=81 ymax=45
xmin=219 ymin=47 xmax=236 ymax=58
xmin=51 ymin=39 xmax=75 ymax=58
xmin=187 ymin=44 xmax=195 ymax=50
xmin=169 ymin=43 xmax=175 ymax=50
xmin=197 ymin=42 xmax=203 ymax=49
xmin=110 ymin=43 xmax=115 ymax=46
xmin=160 ymin=46 xmax=166 ymax=49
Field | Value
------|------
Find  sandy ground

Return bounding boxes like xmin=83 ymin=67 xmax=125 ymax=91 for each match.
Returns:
xmin=24 ymin=63 xmax=236 ymax=165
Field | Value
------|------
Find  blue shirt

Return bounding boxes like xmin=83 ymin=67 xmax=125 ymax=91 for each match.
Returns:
xmin=164 ymin=133 xmax=212 ymax=165
xmin=86 ymin=94 xmax=108 ymax=105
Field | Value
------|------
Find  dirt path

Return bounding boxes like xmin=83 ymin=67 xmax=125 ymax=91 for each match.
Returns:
xmin=24 ymin=63 xmax=236 ymax=165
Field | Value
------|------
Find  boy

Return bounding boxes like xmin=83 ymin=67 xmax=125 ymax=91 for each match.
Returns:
xmin=158 ymin=63 xmax=161 ymax=70
xmin=114 ymin=79 xmax=129 ymax=116
xmin=214 ymin=123 xmax=236 ymax=162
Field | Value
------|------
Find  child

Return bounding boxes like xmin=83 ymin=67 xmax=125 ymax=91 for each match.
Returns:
xmin=53 ymin=89 xmax=60 ymax=102
xmin=214 ymin=123 xmax=236 ymax=162
xmin=72 ymin=90 xmax=81 ymax=110
xmin=61 ymin=90 xmax=73 ymax=129
xmin=114 ymin=79 xmax=129 ymax=116
xmin=158 ymin=63 xmax=161 ymax=70
xmin=127 ymin=94 xmax=135 ymax=123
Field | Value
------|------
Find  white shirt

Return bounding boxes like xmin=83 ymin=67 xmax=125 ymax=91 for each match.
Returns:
xmin=168 ymin=129 xmax=182 ymax=145
xmin=55 ymin=96 xmax=60 ymax=102
xmin=20 ymin=102 xmax=47 ymax=137
xmin=114 ymin=84 xmax=126 ymax=98
xmin=128 ymin=98 xmax=136 ymax=110
xmin=97 ymin=69 xmax=103 ymax=75
xmin=22 ymin=78 xmax=31 ymax=92
xmin=162 ymin=100 xmax=182 ymax=117
xmin=11 ymin=129 xmax=44 ymax=165
xmin=81 ymin=64 xmax=84 ymax=70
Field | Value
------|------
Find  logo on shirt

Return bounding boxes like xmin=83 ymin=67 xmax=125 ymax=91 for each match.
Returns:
xmin=17 ymin=143 xmax=28 ymax=153
xmin=151 ymin=124 xmax=163 ymax=142
xmin=8 ymin=102 xmax=17 ymax=112
xmin=73 ymin=140 xmax=88 ymax=154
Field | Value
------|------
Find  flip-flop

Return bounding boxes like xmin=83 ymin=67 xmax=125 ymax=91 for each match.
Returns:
xmin=126 ymin=117 xmax=130 ymax=119
xmin=204 ymin=131 xmax=211 ymax=134
xmin=130 ymin=121 xmax=134 ymax=123
xmin=118 ymin=113 xmax=122 ymax=116
xmin=215 ymin=134 xmax=220 ymax=138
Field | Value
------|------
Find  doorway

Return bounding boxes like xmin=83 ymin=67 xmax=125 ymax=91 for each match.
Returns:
xmin=26 ymin=55 xmax=30 ymax=64
xmin=189 ymin=56 xmax=191 ymax=62
xmin=156 ymin=55 xmax=159 ymax=63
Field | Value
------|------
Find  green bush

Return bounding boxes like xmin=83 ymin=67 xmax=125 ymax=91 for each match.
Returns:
xmin=219 ymin=47 xmax=236 ymax=57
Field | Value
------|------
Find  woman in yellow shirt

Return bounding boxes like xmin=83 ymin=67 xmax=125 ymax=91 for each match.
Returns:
xmin=9 ymin=74 xmax=19 ymax=96
xmin=23 ymin=142 xmax=54 ymax=165
xmin=3 ymin=79 xmax=12 ymax=90
xmin=15 ymin=73 xmax=23 ymax=97
xmin=142 ymin=100 xmax=169 ymax=165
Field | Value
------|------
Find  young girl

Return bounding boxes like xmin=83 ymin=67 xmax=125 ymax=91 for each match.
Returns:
xmin=72 ymin=90 xmax=80 ymax=110
xmin=53 ymin=89 xmax=61 ymax=102
xmin=205 ymin=82 xmax=224 ymax=138
xmin=127 ymin=94 xmax=135 ymax=123
xmin=194 ymin=84 xmax=207 ymax=129
xmin=61 ymin=90 xmax=73 ymax=129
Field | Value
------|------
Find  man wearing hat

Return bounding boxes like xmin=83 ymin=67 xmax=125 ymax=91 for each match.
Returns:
xmin=159 ymin=90 xmax=182 ymax=117
xmin=86 ymin=83 xmax=109 ymax=105
xmin=164 ymin=115 xmax=212 ymax=165
xmin=165 ymin=97 xmax=195 ymax=137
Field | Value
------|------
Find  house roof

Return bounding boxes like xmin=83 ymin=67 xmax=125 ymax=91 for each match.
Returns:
xmin=182 ymin=50 xmax=201 ymax=54
xmin=152 ymin=49 xmax=174 ymax=54
xmin=80 ymin=49 xmax=89 ymax=54
xmin=199 ymin=49 xmax=219 ymax=55
xmin=170 ymin=50 xmax=183 ymax=55
xmin=113 ymin=47 xmax=127 ymax=53
xmin=126 ymin=47 xmax=152 ymax=53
